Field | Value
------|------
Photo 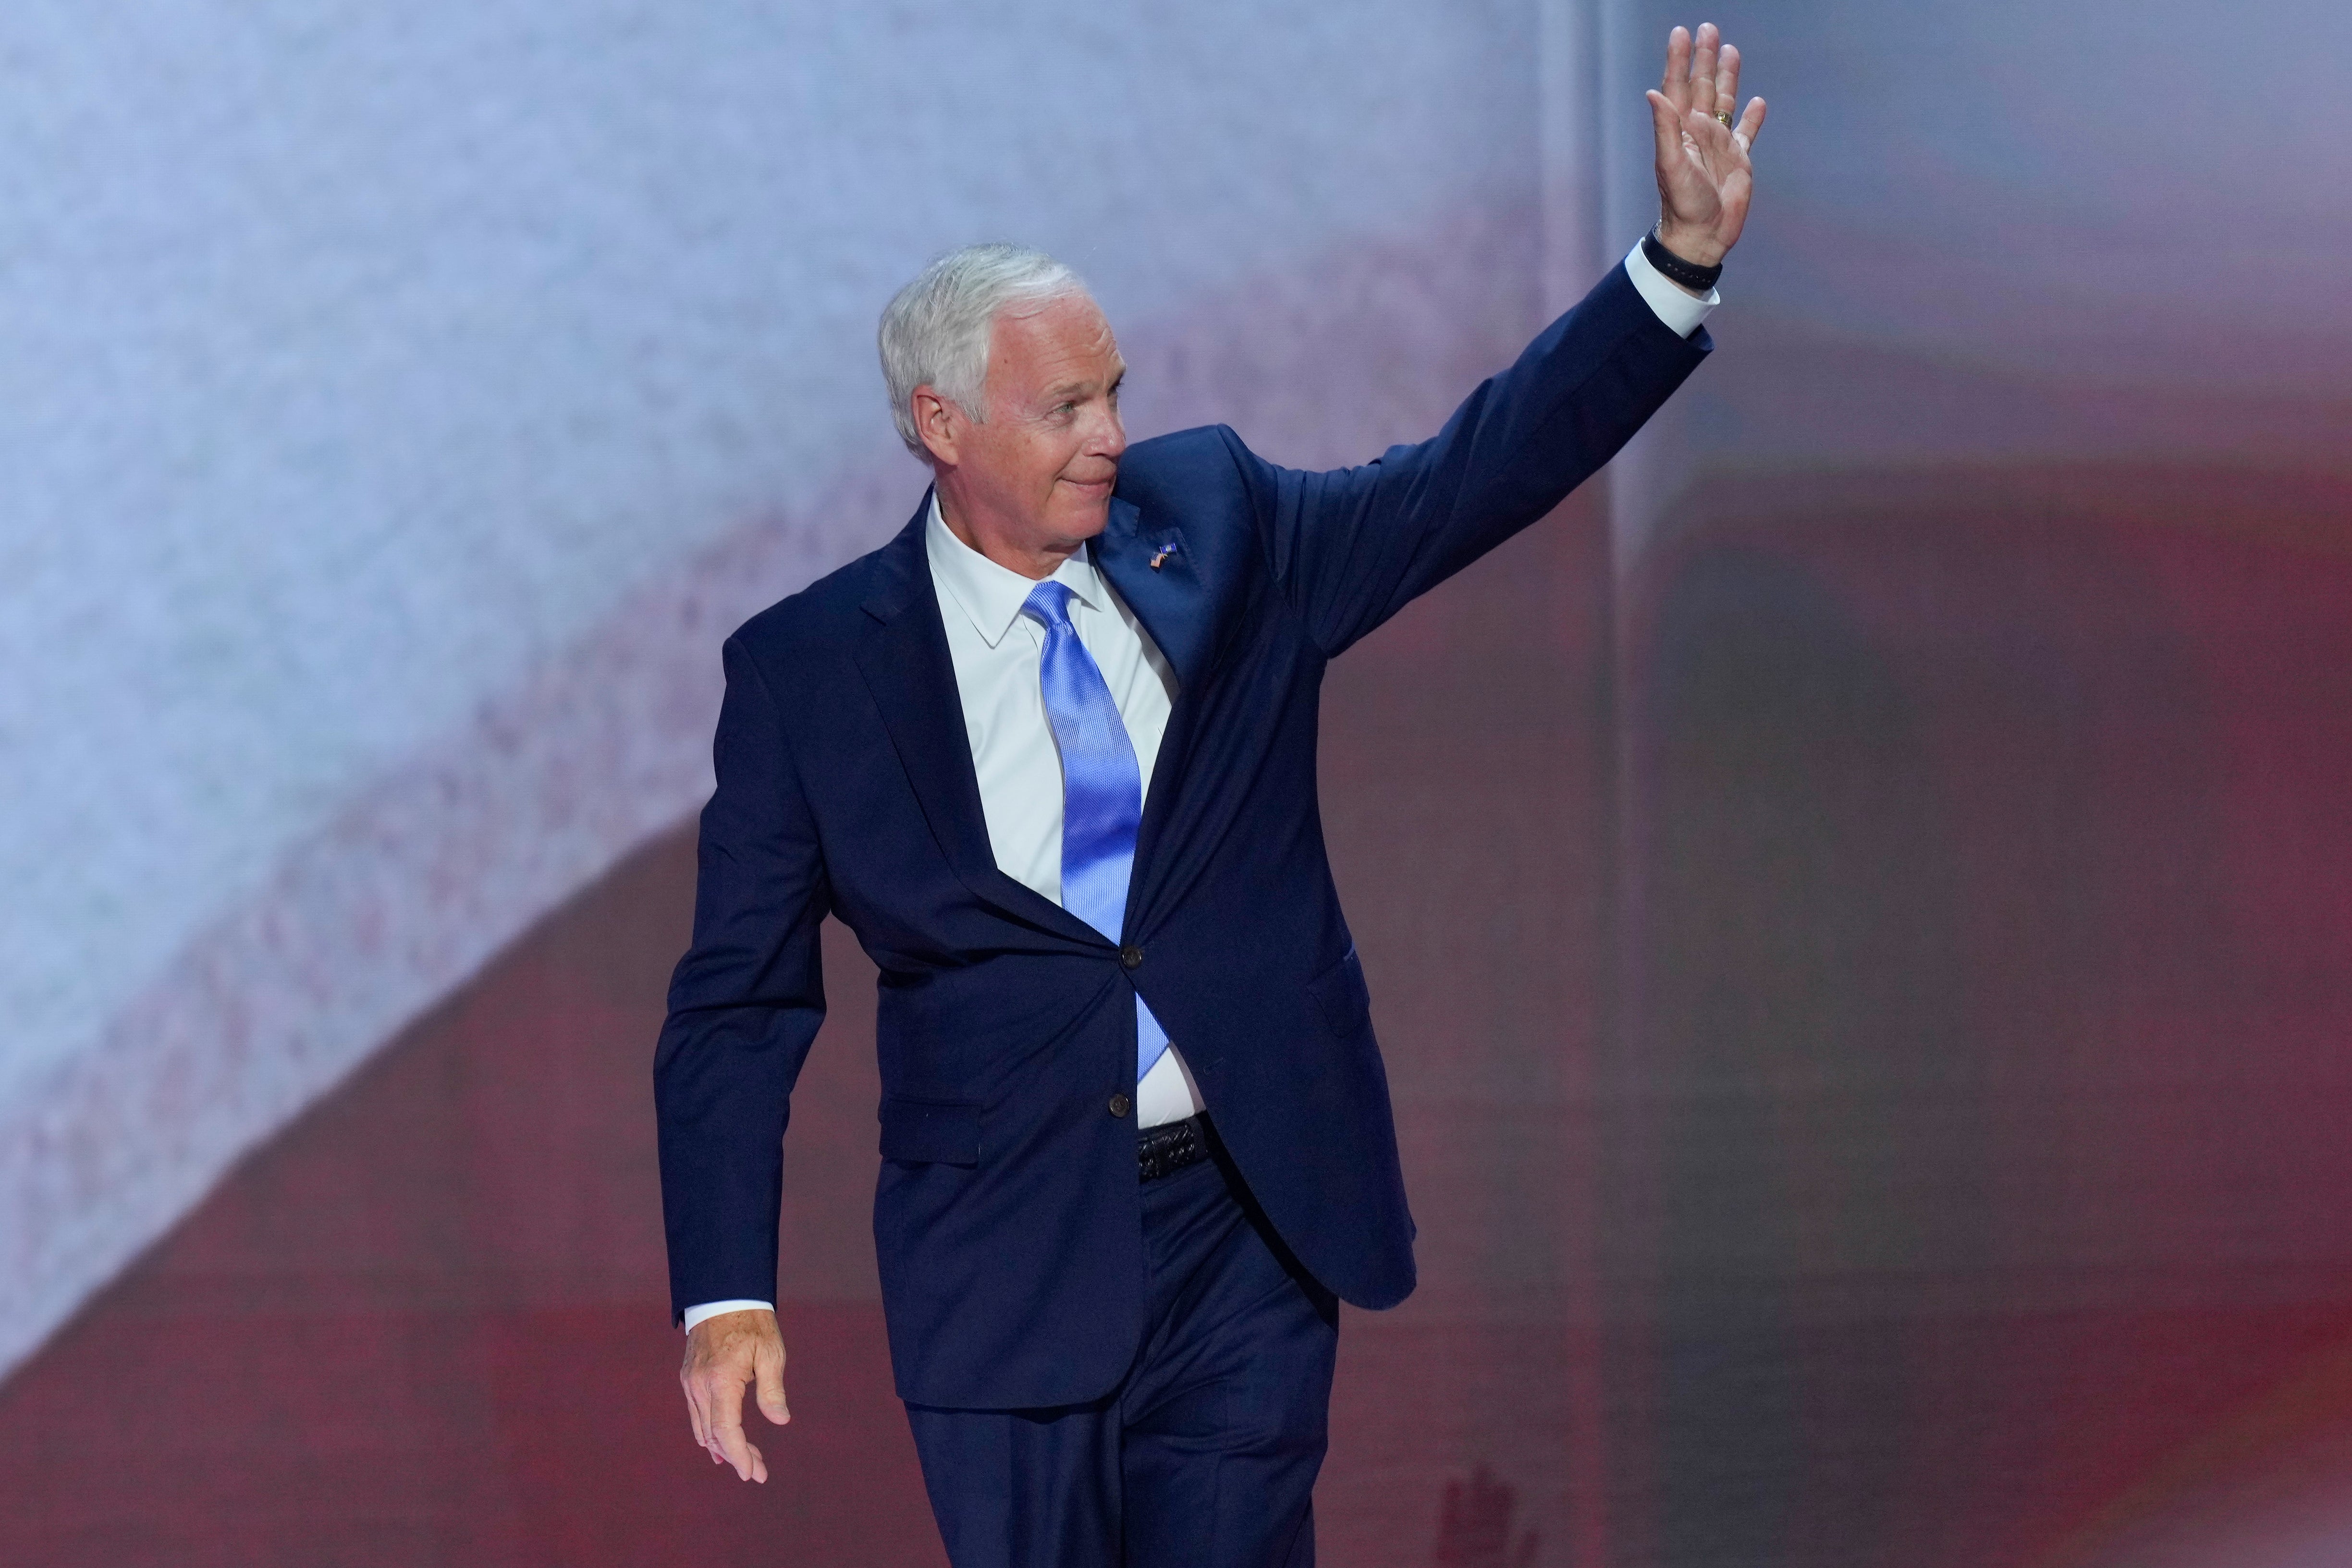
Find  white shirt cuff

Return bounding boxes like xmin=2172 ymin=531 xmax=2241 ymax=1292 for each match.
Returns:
xmin=1623 ymin=240 xmax=1719 ymax=339
xmin=682 ymin=1299 xmax=774 ymax=1335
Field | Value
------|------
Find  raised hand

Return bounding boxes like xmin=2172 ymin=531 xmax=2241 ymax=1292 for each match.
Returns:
xmin=1646 ymin=22 xmax=1767 ymax=269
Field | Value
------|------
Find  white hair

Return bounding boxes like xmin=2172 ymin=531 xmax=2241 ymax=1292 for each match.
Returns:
xmin=877 ymin=243 xmax=1089 ymax=459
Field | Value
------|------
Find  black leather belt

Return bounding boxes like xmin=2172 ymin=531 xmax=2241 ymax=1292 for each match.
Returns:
xmin=1139 ymin=1113 xmax=1211 ymax=1181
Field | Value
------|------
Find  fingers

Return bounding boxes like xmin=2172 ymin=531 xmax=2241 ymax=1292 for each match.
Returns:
xmin=709 ymin=1375 xmax=763 ymax=1483
xmin=1690 ymin=23 xmax=1721 ymax=120
xmin=1659 ymin=25 xmax=1691 ymax=116
xmin=682 ymin=1368 xmax=710 ymax=1450
xmin=1646 ymin=88 xmax=1688 ymax=172
xmin=1662 ymin=24 xmax=1744 ymax=124
xmin=754 ymin=1334 xmax=791 ymax=1427
xmin=1733 ymin=96 xmax=1766 ymax=155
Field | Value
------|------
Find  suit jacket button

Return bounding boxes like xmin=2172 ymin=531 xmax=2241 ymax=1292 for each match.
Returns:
xmin=1119 ymin=945 xmax=1143 ymax=970
xmin=1108 ymin=1093 xmax=1132 ymax=1118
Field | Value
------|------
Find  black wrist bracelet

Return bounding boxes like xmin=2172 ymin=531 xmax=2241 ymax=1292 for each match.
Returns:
xmin=1642 ymin=227 xmax=1723 ymax=292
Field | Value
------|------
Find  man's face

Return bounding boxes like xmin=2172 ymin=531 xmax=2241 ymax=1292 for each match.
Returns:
xmin=948 ymin=292 xmax=1127 ymax=552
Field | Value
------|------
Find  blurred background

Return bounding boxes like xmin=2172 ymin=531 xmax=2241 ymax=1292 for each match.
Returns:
xmin=3 ymin=1 xmax=2349 ymax=1563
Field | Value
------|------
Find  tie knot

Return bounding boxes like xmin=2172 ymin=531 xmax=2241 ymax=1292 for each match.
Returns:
xmin=1020 ymin=579 xmax=1077 ymax=632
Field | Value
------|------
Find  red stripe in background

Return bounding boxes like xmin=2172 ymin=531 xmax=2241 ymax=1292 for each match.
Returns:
xmin=0 ymin=831 xmax=940 ymax=1566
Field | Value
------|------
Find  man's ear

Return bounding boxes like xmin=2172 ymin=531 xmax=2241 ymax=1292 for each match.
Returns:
xmin=912 ymin=386 xmax=961 ymax=467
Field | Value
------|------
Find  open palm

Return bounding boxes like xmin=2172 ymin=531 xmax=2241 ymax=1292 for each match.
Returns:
xmin=1647 ymin=23 xmax=1767 ymax=269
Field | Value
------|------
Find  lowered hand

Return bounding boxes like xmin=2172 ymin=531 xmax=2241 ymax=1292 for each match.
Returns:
xmin=679 ymin=1307 xmax=789 ymax=1482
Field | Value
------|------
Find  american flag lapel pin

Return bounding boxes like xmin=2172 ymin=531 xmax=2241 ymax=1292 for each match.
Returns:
xmin=1149 ymin=537 xmax=1179 ymax=571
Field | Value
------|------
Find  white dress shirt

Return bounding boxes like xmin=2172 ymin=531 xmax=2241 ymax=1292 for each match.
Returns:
xmin=919 ymin=492 xmax=1206 ymax=1129
xmin=682 ymin=247 xmax=1713 ymax=1333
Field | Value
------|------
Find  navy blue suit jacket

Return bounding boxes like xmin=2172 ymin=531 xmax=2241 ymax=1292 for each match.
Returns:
xmin=655 ymin=263 xmax=1708 ymax=1409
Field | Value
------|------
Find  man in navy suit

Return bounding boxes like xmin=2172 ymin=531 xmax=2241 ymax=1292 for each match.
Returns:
xmin=658 ymin=24 xmax=1765 ymax=1565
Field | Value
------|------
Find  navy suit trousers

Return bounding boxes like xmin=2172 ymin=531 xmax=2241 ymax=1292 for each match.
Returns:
xmin=903 ymin=1125 xmax=1338 ymax=1567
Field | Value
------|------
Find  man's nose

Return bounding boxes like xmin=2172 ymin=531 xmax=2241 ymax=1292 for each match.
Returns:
xmin=1089 ymin=403 xmax=1127 ymax=461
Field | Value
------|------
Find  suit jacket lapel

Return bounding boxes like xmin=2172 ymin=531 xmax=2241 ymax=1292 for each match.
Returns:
xmin=853 ymin=495 xmax=1102 ymax=945
xmin=1092 ymin=496 xmax=1217 ymax=931
xmin=1093 ymin=497 xmax=1213 ymax=686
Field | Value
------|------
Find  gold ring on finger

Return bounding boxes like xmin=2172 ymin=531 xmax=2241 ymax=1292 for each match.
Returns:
xmin=1715 ymin=110 xmax=1734 ymax=127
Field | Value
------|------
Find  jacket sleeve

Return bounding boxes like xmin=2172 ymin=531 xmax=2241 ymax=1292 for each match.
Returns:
xmin=653 ymin=633 xmax=833 ymax=1323
xmin=1239 ymin=261 xmax=1710 ymax=658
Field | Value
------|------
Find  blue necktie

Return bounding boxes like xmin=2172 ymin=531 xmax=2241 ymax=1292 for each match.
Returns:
xmin=1021 ymin=580 xmax=1172 ymax=1082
